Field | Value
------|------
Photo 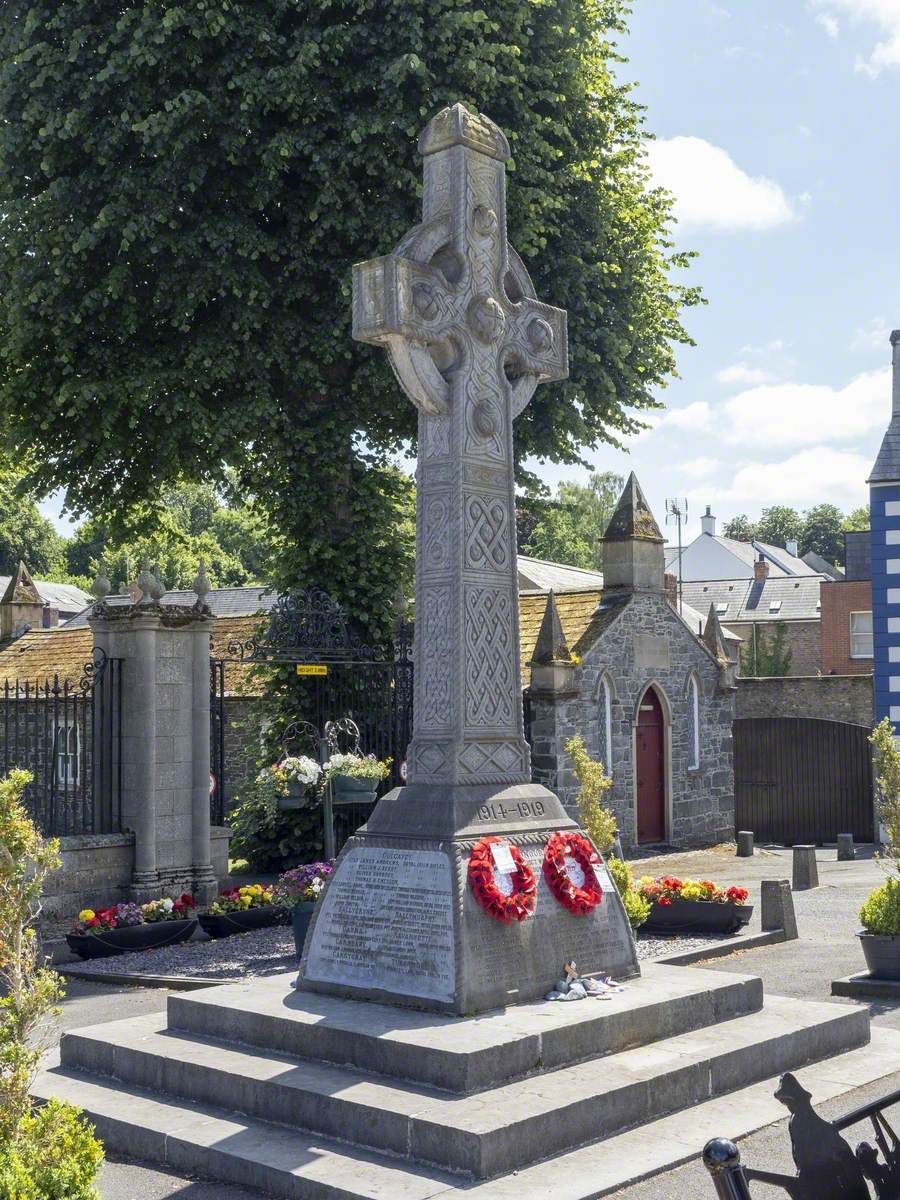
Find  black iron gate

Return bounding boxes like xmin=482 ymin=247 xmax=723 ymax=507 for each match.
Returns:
xmin=733 ymin=717 xmax=874 ymax=845
xmin=210 ymin=589 xmax=413 ymax=829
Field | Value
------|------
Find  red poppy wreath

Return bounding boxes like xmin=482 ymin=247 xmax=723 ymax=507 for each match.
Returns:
xmin=467 ymin=836 xmax=536 ymax=923
xmin=543 ymin=831 xmax=603 ymax=915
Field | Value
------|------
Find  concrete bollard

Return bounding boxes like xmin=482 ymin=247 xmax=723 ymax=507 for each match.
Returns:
xmin=736 ymin=831 xmax=754 ymax=858
xmin=792 ymin=845 xmax=819 ymax=891
xmin=761 ymin=879 xmax=798 ymax=939
xmin=837 ymin=833 xmax=855 ymax=861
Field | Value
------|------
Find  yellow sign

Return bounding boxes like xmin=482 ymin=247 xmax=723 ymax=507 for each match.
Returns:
xmin=296 ymin=664 xmax=328 ymax=676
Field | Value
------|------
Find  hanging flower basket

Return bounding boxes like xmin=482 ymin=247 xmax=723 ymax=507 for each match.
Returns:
xmin=331 ymin=774 xmax=378 ymax=803
xmin=542 ymin=831 xmax=604 ymax=916
xmin=467 ymin=836 xmax=536 ymax=923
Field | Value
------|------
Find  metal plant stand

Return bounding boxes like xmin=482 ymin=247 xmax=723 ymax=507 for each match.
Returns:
xmin=282 ymin=717 xmax=362 ymax=860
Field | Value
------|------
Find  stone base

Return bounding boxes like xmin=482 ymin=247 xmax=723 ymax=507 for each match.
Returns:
xmin=298 ymin=782 xmax=639 ymax=1015
xmin=832 ymin=971 xmax=900 ymax=999
xmin=33 ymin=963 xmax=885 ymax=1197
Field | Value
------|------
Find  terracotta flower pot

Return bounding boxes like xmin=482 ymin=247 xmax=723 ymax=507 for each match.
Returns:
xmin=66 ymin=918 xmax=198 ymax=960
xmin=643 ymin=898 xmax=753 ymax=936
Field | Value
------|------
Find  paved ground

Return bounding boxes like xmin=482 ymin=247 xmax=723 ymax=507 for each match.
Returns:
xmin=52 ymin=843 xmax=900 ymax=1198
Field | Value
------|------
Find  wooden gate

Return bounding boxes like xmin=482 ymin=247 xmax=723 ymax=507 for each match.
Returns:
xmin=733 ymin=717 xmax=874 ymax=845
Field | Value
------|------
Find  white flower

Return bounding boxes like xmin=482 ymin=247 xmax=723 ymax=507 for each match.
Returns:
xmin=311 ymin=878 xmax=324 ymax=895
xmin=161 ymin=898 xmax=174 ymax=912
xmin=281 ymin=755 xmax=322 ymax=786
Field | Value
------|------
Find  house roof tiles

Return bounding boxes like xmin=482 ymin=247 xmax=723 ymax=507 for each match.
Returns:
xmin=679 ymin=576 xmax=822 ymax=622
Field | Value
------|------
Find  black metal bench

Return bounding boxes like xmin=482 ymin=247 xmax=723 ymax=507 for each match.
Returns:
xmin=703 ymin=1073 xmax=900 ymax=1198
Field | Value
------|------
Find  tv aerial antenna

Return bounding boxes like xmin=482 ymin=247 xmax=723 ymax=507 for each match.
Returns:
xmin=665 ymin=498 xmax=688 ymax=616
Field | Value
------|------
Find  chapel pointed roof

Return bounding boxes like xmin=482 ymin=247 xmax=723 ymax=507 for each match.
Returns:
xmin=531 ymin=590 xmax=572 ymax=664
xmin=603 ymin=472 xmax=664 ymax=543
xmin=703 ymin=601 xmax=732 ymax=663
xmin=1 ymin=561 xmax=42 ymax=607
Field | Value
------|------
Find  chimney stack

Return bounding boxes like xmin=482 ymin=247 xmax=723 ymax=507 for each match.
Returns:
xmin=786 ymin=538 xmax=799 ymax=558
xmin=893 ymin=330 xmax=900 ymax=417
xmin=701 ymin=505 xmax=716 ymax=536
xmin=664 ymin=572 xmax=678 ymax=607
xmin=754 ymin=554 xmax=770 ymax=582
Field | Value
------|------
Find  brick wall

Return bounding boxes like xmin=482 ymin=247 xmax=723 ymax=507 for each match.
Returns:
xmin=728 ymin=620 xmax=821 ymax=676
xmin=736 ymin=674 xmax=873 ymax=726
xmin=820 ymin=579 xmax=873 ymax=675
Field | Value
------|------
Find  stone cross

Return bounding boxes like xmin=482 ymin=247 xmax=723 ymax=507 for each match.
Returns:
xmin=353 ymin=103 xmax=568 ymax=788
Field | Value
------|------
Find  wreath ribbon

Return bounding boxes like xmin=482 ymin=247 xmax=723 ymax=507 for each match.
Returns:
xmin=543 ymin=831 xmax=603 ymax=915
xmin=467 ymin=836 xmax=536 ymax=923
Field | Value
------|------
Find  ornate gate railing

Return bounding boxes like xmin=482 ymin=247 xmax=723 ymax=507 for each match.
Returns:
xmin=209 ymin=588 xmax=413 ymax=832
xmin=0 ymin=648 xmax=123 ymax=836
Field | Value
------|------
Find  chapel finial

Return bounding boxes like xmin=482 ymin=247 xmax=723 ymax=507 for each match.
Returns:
xmin=91 ymin=559 xmax=111 ymax=601
xmin=192 ymin=558 xmax=211 ymax=606
xmin=418 ymin=102 xmax=510 ymax=161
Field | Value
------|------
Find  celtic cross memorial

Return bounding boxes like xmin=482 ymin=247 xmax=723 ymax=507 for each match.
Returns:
xmin=299 ymin=104 xmax=638 ymax=1014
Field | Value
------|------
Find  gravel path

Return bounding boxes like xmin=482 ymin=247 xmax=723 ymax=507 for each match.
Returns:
xmin=62 ymin=921 xmax=739 ymax=981
xmin=64 ymin=926 xmax=298 ymax=980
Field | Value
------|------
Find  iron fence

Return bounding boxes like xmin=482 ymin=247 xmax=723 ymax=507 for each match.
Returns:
xmin=0 ymin=649 xmax=123 ymax=836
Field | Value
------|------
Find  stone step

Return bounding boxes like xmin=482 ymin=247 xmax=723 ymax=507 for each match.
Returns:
xmin=58 ymin=994 xmax=868 ymax=1178
xmin=35 ymin=1029 xmax=900 ymax=1200
xmin=166 ymin=962 xmax=764 ymax=1091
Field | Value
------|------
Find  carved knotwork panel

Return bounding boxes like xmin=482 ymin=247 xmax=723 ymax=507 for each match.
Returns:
xmin=423 ymin=496 xmax=451 ymax=572
xmin=463 ymin=586 xmax=514 ymax=728
xmin=420 ymin=587 xmax=452 ymax=729
xmin=464 ymin=495 xmax=509 ymax=572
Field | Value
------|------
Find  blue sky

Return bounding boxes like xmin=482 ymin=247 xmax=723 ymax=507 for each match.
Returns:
xmin=525 ymin=0 xmax=900 ymax=545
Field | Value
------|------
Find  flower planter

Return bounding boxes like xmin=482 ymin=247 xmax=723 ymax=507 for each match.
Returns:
xmin=292 ymin=901 xmax=317 ymax=959
xmin=331 ymin=774 xmax=378 ymax=805
xmin=66 ymin=918 xmax=198 ymax=960
xmin=643 ymin=898 xmax=753 ymax=936
xmin=198 ymin=905 xmax=285 ymax=940
xmin=277 ymin=780 xmax=314 ymax=811
xmin=859 ymin=931 xmax=900 ymax=980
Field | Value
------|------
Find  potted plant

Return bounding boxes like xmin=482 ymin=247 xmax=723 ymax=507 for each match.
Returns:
xmin=198 ymin=882 xmax=287 ymax=939
xmin=66 ymin=893 xmax=198 ymax=959
xmin=638 ymin=875 xmax=752 ymax=935
xmin=273 ymin=861 xmax=334 ymax=958
xmin=322 ymin=753 xmax=391 ymax=805
xmin=859 ymin=719 xmax=900 ymax=977
xmin=255 ymin=756 xmax=322 ymax=812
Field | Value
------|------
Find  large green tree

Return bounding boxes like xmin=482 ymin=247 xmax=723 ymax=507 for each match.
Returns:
xmin=0 ymin=468 xmax=64 ymax=577
xmin=0 ymin=1 xmax=698 ymax=643
xmin=754 ymin=506 xmax=802 ymax=550
xmin=799 ymin=503 xmax=845 ymax=566
xmin=521 ymin=472 xmax=624 ymax=570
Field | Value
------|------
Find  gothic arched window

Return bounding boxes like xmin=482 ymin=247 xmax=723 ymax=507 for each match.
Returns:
xmin=598 ymin=674 xmax=613 ymax=776
xmin=688 ymin=674 xmax=700 ymax=769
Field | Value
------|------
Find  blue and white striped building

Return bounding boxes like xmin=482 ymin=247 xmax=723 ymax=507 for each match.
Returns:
xmin=869 ymin=330 xmax=900 ymax=730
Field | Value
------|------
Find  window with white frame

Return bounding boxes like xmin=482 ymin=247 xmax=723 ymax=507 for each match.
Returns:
xmin=850 ymin=611 xmax=873 ymax=659
xmin=598 ymin=675 xmax=613 ymax=776
xmin=688 ymin=675 xmax=700 ymax=769
xmin=54 ymin=722 xmax=79 ymax=787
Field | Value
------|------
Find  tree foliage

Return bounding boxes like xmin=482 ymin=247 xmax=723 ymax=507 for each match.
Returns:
xmin=799 ymin=503 xmax=844 ymax=566
xmin=721 ymin=514 xmax=756 ymax=541
xmin=0 ymin=1 xmax=698 ymax=641
xmin=754 ymin=506 xmax=802 ymax=550
xmin=722 ymin=502 xmax=866 ymax=568
xmin=0 ymin=468 xmax=65 ymax=578
xmin=521 ymin=472 xmax=623 ymax=571
xmin=740 ymin=622 xmax=793 ymax=678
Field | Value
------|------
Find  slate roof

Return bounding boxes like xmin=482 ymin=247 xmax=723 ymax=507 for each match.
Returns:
xmin=0 ymin=577 xmax=91 ymax=614
xmin=516 ymin=556 xmax=605 ymax=591
xmin=869 ymin=416 xmax=900 ymax=483
xmin=679 ymin=576 xmax=822 ymax=622
xmin=603 ymin=472 xmax=664 ymax=543
xmin=802 ymin=550 xmax=844 ymax=581
xmin=666 ymin=535 xmax=818 ymax=579
xmin=844 ymin=531 xmax=871 ymax=582
xmin=64 ymin=586 xmax=277 ymax=628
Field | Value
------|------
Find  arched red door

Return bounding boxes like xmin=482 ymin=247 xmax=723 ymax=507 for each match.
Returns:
xmin=636 ymin=688 xmax=666 ymax=844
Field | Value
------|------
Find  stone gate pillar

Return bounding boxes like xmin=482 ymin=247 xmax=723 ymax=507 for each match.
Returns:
xmin=89 ymin=562 xmax=218 ymax=904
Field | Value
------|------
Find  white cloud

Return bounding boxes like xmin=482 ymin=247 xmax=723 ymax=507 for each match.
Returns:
xmin=650 ymin=400 xmax=714 ymax=432
xmin=680 ymin=456 xmax=721 ymax=479
xmin=852 ymin=316 xmax=893 ymax=350
xmin=645 ymin=136 xmax=795 ymax=232
xmin=716 ymin=363 xmax=777 ymax=386
xmin=722 ymin=368 xmax=889 ymax=448
xmin=721 ymin=447 xmax=871 ymax=508
xmin=816 ymin=12 xmax=841 ymax=36
xmin=811 ymin=1 xmax=900 ymax=72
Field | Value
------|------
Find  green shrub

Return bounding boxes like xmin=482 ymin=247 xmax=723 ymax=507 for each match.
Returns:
xmin=0 ymin=1099 xmax=103 ymax=1200
xmin=229 ymin=770 xmax=324 ymax=872
xmin=606 ymin=855 xmax=651 ymax=930
xmin=565 ymin=735 xmax=616 ymax=854
xmin=860 ymin=877 xmax=900 ymax=936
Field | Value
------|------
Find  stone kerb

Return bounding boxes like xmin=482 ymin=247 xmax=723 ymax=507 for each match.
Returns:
xmin=89 ymin=597 xmax=218 ymax=904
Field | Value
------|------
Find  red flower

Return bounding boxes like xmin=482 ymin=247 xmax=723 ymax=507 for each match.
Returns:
xmin=658 ymin=896 xmax=673 ymax=906
xmin=179 ymin=893 xmax=195 ymax=908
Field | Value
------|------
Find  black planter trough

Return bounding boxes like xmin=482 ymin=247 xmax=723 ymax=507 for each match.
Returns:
xmin=198 ymin=905 xmax=286 ymax=939
xmin=643 ymin=898 xmax=753 ymax=936
xmin=66 ymin=918 xmax=198 ymax=960
xmin=859 ymin=931 xmax=900 ymax=980
xmin=292 ymin=902 xmax=317 ymax=959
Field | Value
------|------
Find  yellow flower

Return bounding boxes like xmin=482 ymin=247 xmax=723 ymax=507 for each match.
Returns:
xmin=78 ymin=909 xmax=95 ymax=922
xmin=241 ymin=895 xmax=252 ymax=908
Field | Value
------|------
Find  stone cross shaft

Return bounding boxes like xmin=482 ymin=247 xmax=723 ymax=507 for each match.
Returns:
xmin=353 ymin=104 xmax=568 ymax=787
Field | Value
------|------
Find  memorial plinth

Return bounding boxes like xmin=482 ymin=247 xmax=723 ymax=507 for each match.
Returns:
xmin=298 ymin=103 xmax=638 ymax=1014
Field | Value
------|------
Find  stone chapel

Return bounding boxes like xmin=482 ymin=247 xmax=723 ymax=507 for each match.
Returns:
xmin=526 ymin=473 xmax=737 ymax=849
